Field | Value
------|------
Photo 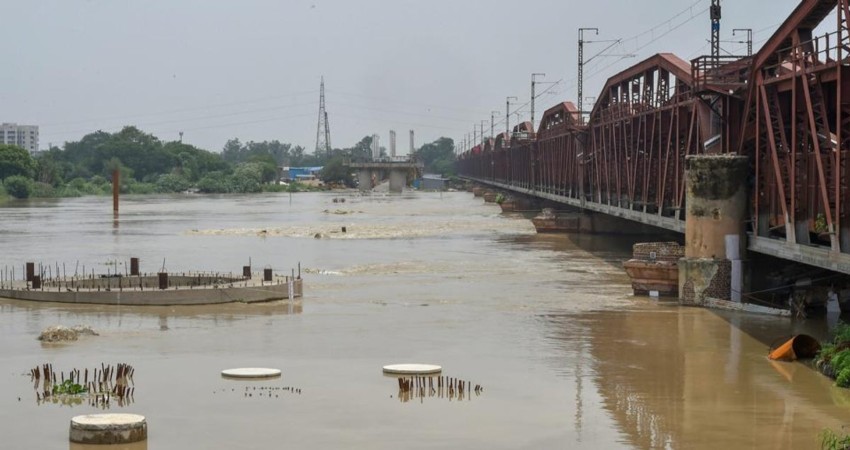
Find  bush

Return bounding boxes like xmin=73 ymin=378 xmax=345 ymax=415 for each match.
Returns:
xmin=3 ymin=175 xmax=34 ymax=198
xmin=125 ymin=182 xmax=158 ymax=195
xmin=820 ymin=428 xmax=850 ymax=450
xmin=0 ymin=184 xmax=8 ymax=202
xmin=90 ymin=175 xmax=108 ymax=186
xmin=155 ymin=174 xmax=190 ymax=193
xmin=834 ymin=322 xmax=850 ymax=346
xmin=31 ymin=181 xmax=55 ymax=198
xmin=833 ymin=349 xmax=850 ymax=385
xmin=197 ymin=171 xmax=229 ymax=193
xmin=54 ymin=185 xmax=84 ymax=198
xmin=228 ymin=164 xmax=263 ymax=193
xmin=262 ymin=183 xmax=289 ymax=193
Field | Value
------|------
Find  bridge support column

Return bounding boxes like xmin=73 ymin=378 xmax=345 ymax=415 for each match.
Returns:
xmin=679 ymin=155 xmax=748 ymax=306
xmin=357 ymin=170 xmax=373 ymax=192
xmin=388 ymin=170 xmax=406 ymax=194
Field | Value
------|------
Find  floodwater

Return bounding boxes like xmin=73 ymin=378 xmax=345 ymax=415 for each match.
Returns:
xmin=0 ymin=191 xmax=848 ymax=449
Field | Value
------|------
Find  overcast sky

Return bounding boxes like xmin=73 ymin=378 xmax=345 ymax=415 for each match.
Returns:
xmin=1 ymin=0 xmax=802 ymax=154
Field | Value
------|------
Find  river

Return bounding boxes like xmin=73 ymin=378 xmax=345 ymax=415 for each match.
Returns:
xmin=0 ymin=191 xmax=847 ymax=449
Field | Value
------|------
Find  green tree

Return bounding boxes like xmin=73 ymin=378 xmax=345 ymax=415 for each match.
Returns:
xmin=4 ymin=175 xmax=34 ymax=198
xmin=415 ymin=137 xmax=456 ymax=175
xmin=34 ymin=154 xmax=63 ymax=186
xmin=228 ymin=163 xmax=264 ymax=193
xmin=163 ymin=141 xmax=229 ymax=182
xmin=320 ymin=155 xmax=353 ymax=187
xmin=0 ymin=144 xmax=36 ymax=180
xmin=247 ymin=153 xmax=279 ymax=183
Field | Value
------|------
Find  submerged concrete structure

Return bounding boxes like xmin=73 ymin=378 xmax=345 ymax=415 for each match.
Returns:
xmin=623 ymin=242 xmax=684 ymax=297
xmin=0 ymin=263 xmax=303 ymax=306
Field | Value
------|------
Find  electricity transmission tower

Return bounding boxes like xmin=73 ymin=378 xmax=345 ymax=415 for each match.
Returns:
xmin=711 ymin=0 xmax=721 ymax=63
xmin=315 ymin=76 xmax=332 ymax=157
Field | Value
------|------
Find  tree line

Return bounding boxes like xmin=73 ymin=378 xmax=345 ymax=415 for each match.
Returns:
xmin=0 ymin=125 xmax=457 ymax=200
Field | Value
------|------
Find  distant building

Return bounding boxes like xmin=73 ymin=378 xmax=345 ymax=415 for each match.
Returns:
xmin=0 ymin=123 xmax=39 ymax=154
xmin=281 ymin=166 xmax=323 ymax=182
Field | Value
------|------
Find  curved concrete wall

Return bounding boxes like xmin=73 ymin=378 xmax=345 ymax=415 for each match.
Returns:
xmin=0 ymin=279 xmax=303 ymax=306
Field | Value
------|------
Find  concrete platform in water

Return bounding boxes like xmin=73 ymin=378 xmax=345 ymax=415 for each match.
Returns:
xmin=531 ymin=208 xmax=580 ymax=233
xmin=0 ymin=272 xmax=303 ymax=306
xmin=622 ymin=242 xmax=684 ymax=297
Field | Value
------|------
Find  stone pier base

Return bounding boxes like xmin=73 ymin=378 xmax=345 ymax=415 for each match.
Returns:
xmin=678 ymin=258 xmax=732 ymax=306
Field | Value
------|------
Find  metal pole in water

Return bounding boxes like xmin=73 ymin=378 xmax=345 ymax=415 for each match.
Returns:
xmin=112 ymin=169 xmax=120 ymax=216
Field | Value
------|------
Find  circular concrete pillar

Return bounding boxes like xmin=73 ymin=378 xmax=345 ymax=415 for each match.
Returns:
xmin=69 ymin=414 xmax=147 ymax=445
xmin=382 ymin=364 xmax=442 ymax=375
xmin=684 ymin=155 xmax=749 ymax=259
xmin=680 ymin=155 xmax=749 ymax=305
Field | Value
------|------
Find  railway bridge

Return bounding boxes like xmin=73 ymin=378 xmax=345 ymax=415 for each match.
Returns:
xmin=458 ymin=0 xmax=850 ymax=304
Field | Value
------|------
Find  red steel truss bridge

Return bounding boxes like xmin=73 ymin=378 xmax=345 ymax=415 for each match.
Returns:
xmin=458 ymin=0 xmax=850 ymax=275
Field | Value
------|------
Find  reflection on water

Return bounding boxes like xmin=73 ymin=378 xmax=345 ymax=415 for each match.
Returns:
xmin=544 ymin=307 xmax=850 ymax=450
xmin=392 ymin=375 xmax=484 ymax=404
xmin=71 ymin=441 xmax=147 ymax=450
xmin=1 ymin=192 xmax=848 ymax=449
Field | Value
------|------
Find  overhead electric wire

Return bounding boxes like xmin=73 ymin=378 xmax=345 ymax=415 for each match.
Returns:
xmin=461 ymin=0 xmax=712 ymax=136
xmin=326 ymin=89 xmax=494 ymax=116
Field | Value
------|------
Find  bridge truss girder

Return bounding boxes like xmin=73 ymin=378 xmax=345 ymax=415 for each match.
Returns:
xmin=742 ymin=0 xmax=850 ymax=254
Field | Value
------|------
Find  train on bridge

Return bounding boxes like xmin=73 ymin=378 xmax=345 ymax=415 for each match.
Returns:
xmin=458 ymin=0 xmax=850 ymax=277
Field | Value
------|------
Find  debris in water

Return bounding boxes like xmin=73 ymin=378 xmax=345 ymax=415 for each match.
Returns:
xmin=38 ymin=325 xmax=98 ymax=342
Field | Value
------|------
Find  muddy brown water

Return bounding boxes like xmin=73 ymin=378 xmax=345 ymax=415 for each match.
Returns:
xmin=0 ymin=192 xmax=848 ymax=449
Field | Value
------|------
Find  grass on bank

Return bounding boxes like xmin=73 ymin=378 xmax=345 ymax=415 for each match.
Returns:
xmin=815 ymin=322 xmax=850 ymax=387
xmin=821 ymin=427 xmax=850 ymax=450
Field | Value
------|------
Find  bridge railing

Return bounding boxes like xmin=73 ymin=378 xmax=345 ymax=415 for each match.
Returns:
xmin=691 ymin=55 xmax=749 ymax=93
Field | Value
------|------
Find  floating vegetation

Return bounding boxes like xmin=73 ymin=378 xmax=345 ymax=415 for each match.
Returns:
xmin=29 ymin=363 xmax=135 ymax=409
xmin=53 ymin=379 xmax=87 ymax=395
xmin=38 ymin=325 xmax=98 ymax=342
xmin=394 ymin=375 xmax=483 ymax=403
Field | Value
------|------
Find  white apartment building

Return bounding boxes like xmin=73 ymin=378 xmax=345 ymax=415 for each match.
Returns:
xmin=1 ymin=123 xmax=39 ymax=153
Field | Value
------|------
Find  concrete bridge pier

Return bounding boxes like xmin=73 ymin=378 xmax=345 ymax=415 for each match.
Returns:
xmin=348 ymin=160 xmax=423 ymax=194
xmin=678 ymin=155 xmax=749 ymax=306
xmin=356 ymin=168 xmax=408 ymax=193
xmin=388 ymin=170 xmax=407 ymax=194
xmin=357 ymin=169 xmax=375 ymax=192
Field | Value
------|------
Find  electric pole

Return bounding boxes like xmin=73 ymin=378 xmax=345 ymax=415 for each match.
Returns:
xmin=491 ymin=111 xmax=499 ymax=139
xmin=711 ymin=0 xmax=721 ymax=63
xmin=315 ymin=76 xmax=332 ymax=157
xmin=531 ymin=73 xmax=545 ymax=129
xmin=480 ymin=121 xmax=487 ymax=146
xmin=506 ymin=96 xmax=518 ymax=136
xmin=578 ymin=28 xmax=598 ymax=124
xmin=733 ymin=28 xmax=752 ymax=56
